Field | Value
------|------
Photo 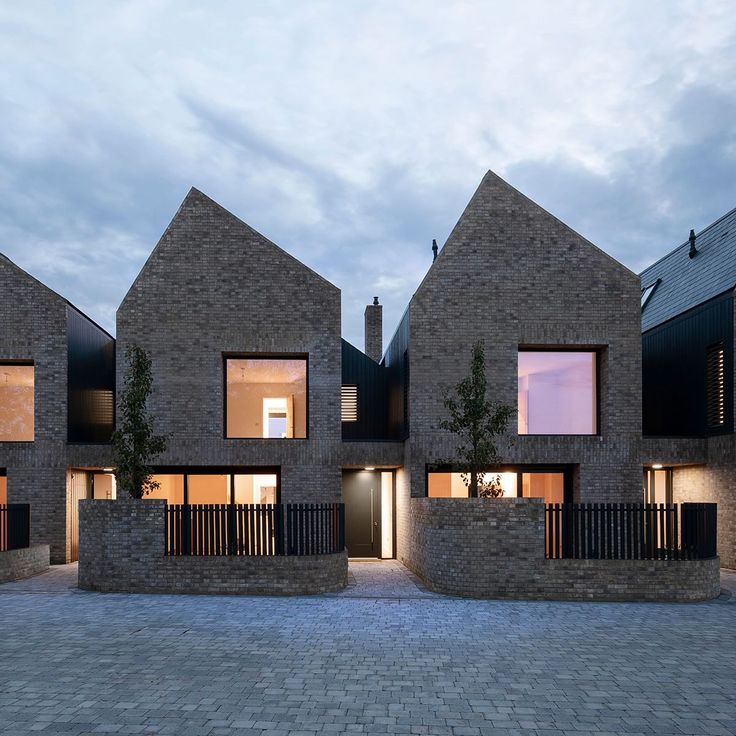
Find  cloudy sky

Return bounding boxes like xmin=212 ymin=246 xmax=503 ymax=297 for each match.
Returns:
xmin=1 ymin=2 xmax=735 ymax=347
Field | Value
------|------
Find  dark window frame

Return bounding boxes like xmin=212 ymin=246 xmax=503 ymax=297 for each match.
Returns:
xmin=425 ymin=463 xmax=573 ymax=502
xmin=152 ymin=465 xmax=282 ymax=505
xmin=517 ymin=346 xmax=602 ymax=437
xmin=0 ymin=359 xmax=35 ymax=444
xmin=223 ymin=353 xmax=309 ymax=440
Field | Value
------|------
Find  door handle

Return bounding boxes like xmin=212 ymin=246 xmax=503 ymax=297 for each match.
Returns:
xmin=370 ymin=488 xmax=374 ymax=543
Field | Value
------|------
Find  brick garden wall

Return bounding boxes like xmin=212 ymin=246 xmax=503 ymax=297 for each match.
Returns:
xmin=400 ymin=497 xmax=720 ymax=601
xmin=78 ymin=499 xmax=348 ymax=595
xmin=0 ymin=545 xmax=49 ymax=583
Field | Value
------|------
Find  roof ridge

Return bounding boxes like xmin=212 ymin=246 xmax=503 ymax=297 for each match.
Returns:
xmin=641 ymin=204 xmax=736 ymax=276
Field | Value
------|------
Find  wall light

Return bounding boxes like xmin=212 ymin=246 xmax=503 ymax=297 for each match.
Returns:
xmin=102 ymin=468 xmax=114 ymax=473
xmin=652 ymin=464 xmax=663 ymax=470
xmin=364 ymin=466 xmax=375 ymax=471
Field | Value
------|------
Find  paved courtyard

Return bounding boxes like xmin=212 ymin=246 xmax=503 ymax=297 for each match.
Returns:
xmin=1 ymin=562 xmax=735 ymax=736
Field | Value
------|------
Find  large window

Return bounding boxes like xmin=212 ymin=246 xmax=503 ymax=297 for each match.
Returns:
xmin=0 ymin=363 xmax=34 ymax=441
xmin=427 ymin=469 xmax=565 ymax=505
xmin=146 ymin=471 xmax=279 ymax=504
xmin=225 ymin=357 xmax=307 ymax=439
xmin=518 ymin=351 xmax=597 ymax=435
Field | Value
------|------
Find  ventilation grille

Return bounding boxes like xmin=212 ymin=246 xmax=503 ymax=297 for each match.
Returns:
xmin=706 ymin=343 xmax=725 ymax=429
xmin=341 ymin=385 xmax=358 ymax=422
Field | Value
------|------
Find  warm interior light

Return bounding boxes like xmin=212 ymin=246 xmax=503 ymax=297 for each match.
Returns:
xmin=652 ymin=464 xmax=663 ymax=470
xmin=364 ymin=466 xmax=375 ymax=471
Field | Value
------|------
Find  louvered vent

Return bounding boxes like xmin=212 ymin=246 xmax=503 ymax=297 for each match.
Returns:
xmin=706 ymin=343 xmax=725 ymax=429
xmin=341 ymin=385 xmax=358 ymax=422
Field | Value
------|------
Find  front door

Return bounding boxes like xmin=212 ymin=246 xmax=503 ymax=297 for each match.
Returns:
xmin=69 ymin=470 xmax=91 ymax=562
xmin=343 ymin=470 xmax=381 ymax=557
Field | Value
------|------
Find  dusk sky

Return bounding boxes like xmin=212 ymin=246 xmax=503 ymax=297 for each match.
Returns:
xmin=1 ymin=2 xmax=735 ymax=348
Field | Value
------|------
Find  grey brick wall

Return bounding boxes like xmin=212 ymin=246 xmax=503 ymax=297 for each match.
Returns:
xmin=78 ymin=499 xmax=347 ymax=595
xmin=401 ymin=497 xmax=720 ymax=601
xmin=116 ymin=189 xmax=342 ymax=503
xmin=0 ymin=257 xmax=70 ymax=563
xmin=0 ymin=545 xmax=49 ymax=583
xmin=394 ymin=171 xmax=643 ymax=563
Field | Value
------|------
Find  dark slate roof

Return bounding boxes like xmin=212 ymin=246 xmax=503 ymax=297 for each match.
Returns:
xmin=640 ymin=206 xmax=736 ymax=332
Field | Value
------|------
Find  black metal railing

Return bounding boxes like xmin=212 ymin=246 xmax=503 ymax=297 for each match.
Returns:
xmin=0 ymin=504 xmax=30 ymax=552
xmin=166 ymin=502 xmax=345 ymax=557
xmin=545 ymin=503 xmax=717 ymax=560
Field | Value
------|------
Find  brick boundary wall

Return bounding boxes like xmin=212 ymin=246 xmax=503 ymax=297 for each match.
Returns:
xmin=78 ymin=500 xmax=348 ymax=596
xmin=400 ymin=498 xmax=721 ymax=602
xmin=0 ymin=545 xmax=49 ymax=583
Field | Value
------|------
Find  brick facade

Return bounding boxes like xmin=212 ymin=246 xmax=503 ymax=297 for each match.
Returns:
xmin=78 ymin=499 xmax=347 ymax=595
xmin=402 ymin=497 xmax=720 ymax=601
xmin=391 ymin=172 xmax=643 ymax=564
xmin=0 ymin=545 xmax=49 ymax=583
xmin=116 ymin=189 xmax=342 ymax=504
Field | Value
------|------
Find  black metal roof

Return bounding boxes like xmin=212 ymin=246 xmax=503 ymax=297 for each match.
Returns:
xmin=640 ymin=206 xmax=736 ymax=332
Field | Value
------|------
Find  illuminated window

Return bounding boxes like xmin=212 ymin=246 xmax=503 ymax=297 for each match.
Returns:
xmin=0 ymin=364 xmax=34 ymax=441
xmin=225 ymin=357 xmax=307 ymax=438
xmin=341 ymin=385 xmax=358 ymax=422
xmin=706 ymin=343 xmax=725 ymax=429
xmin=427 ymin=470 xmax=565 ymax=504
xmin=147 ymin=472 xmax=278 ymax=504
xmin=518 ymin=351 xmax=597 ymax=435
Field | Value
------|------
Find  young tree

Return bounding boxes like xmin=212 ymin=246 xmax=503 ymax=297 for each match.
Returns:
xmin=112 ymin=344 xmax=167 ymax=499
xmin=440 ymin=340 xmax=514 ymax=498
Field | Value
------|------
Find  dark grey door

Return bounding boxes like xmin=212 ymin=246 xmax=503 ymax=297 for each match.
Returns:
xmin=343 ymin=470 xmax=381 ymax=558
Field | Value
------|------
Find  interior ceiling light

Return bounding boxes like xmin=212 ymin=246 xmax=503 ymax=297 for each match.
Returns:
xmin=652 ymin=464 xmax=663 ymax=470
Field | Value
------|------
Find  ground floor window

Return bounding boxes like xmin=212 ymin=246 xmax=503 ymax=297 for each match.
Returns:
xmin=427 ymin=467 xmax=568 ymax=504
xmin=643 ymin=467 xmax=672 ymax=504
xmin=0 ymin=470 xmax=6 ymax=504
xmin=146 ymin=468 xmax=279 ymax=504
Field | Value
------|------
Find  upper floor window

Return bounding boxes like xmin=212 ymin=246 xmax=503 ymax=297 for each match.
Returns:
xmin=518 ymin=351 xmax=597 ymax=435
xmin=341 ymin=385 xmax=358 ymax=422
xmin=0 ymin=363 xmax=34 ymax=441
xmin=225 ymin=357 xmax=307 ymax=438
xmin=706 ymin=343 xmax=725 ymax=429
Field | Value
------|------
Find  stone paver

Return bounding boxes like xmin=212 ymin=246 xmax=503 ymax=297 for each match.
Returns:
xmin=1 ymin=562 xmax=735 ymax=735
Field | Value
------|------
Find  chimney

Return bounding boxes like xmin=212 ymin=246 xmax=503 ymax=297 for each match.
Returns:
xmin=432 ymin=239 xmax=438 ymax=262
xmin=364 ymin=296 xmax=383 ymax=362
xmin=688 ymin=229 xmax=698 ymax=258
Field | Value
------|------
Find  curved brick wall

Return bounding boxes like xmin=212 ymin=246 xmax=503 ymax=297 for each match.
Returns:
xmin=78 ymin=499 xmax=347 ymax=596
xmin=401 ymin=497 xmax=721 ymax=602
xmin=0 ymin=545 xmax=49 ymax=583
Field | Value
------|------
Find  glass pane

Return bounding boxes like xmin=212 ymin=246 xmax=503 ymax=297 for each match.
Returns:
xmin=233 ymin=474 xmax=278 ymax=504
xmin=0 ymin=365 xmax=34 ymax=441
xmin=226 ymin=358 xmax=307 ymax=438
xmin=518 ymin=352 xmax=596 ymax=435
xmin=0 ymin=476 xmax=6 ymax=505
xmin=187 ymin=474 xmax=229 ymax=504
xmin=147 ymin=474 xmax=185 ymax=503
xmin=428 ymin=472 xmax=517 ymax=498
xmin=522 ymin=473 xmax=565 ymax=504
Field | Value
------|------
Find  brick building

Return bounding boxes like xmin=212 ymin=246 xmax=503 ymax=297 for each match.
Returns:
xmin=1 ymin=171 xmax=730 ymax=572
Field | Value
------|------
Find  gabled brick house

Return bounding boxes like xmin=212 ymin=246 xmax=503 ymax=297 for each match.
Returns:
xmin=0 ymin=171 xmax=728 ymax=583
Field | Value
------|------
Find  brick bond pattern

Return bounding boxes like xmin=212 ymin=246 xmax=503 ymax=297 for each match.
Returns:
xmin=78 ymin=499 xmax=348 ymax=595
xmin=0 ymin=257 xmax=113 ymax=563
xmin=401 ymin=497 xmax=720 ymax=601
xmin=0 ymin=544 xmax=49 ymax=583
xmin=116 ymin=189 xmax=342 ymax=505
xmin=395 ymin=172 xmax=644 ymax=569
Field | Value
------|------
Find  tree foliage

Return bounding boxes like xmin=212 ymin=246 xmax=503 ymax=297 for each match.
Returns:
xmin=439 ymin=340 xmax=514 ymax=498
xmin=112 ymin=344 xmax=167 ymax=499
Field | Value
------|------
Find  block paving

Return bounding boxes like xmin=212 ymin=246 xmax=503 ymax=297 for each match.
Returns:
xmin=1 ymin=562 xmax=735 ymax=736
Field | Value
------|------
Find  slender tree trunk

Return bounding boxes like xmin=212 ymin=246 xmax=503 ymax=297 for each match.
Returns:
xmin=470 ymin=469 xmax=478 ymax=498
